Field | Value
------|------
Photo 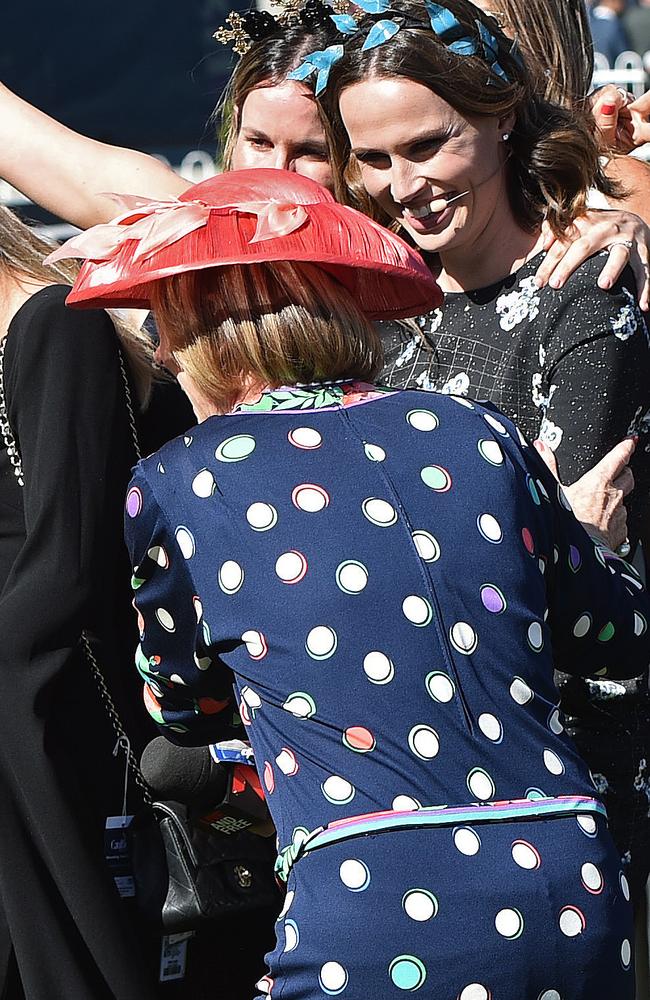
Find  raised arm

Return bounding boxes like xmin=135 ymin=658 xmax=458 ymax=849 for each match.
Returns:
xmin=0 ymin=83 xmax=188 ymax=228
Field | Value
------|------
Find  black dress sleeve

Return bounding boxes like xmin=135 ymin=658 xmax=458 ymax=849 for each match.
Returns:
xmin=537 ymin=268 xmax=650 ymax=487
xmin=0 ymin=286 xmax=136 ymax=701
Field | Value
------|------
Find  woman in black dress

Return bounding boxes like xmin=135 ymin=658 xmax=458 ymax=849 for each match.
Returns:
xmin=0 ymin=205 xmax=191 ymax=999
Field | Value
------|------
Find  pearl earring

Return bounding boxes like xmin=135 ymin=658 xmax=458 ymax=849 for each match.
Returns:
xmin=501 ymin=132 xmax=511 ymax=141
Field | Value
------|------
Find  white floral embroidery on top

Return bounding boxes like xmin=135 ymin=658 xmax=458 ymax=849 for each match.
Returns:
xmin=532 ymin=373 xmax=558 ymax=411
xmin=538 ymin=416 xmax=563 ymax=451
xmin=418 ymin=308 xmax=443 ymax=335
xmin=610 ymin=288 xmax=640 ymax=341
xmin=393 ymin=336 xmax=418 ymax=368
xmin=495 ymin=276 xmax=541 ymax=332
xmin=415 ymin=369 xmax=436 ymax=391
xmin=439 ymin=371 xmax=470 ymax=396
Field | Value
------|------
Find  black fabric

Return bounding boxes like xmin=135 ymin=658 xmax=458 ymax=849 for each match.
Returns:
xmin=0 ymin=285 xmax=195 ymax=999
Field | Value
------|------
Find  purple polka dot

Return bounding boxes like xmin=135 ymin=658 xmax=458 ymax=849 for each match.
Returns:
xmin=126 ymin=487 xmax=143 ymax=519
xmin=480 ymin=584 xmax=506 ymax=614
xmin=569 ymin=546 xmax=581 ymax=572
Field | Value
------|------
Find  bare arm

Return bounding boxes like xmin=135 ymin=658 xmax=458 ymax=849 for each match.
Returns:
xmin=0 ymin=83 xmax=189 ymax=228
xmin=604 ymin=155 xmax=650 ymax=227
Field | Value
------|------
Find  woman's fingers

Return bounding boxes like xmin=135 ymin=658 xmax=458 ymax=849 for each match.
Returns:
xmin=628 ymin=90 xmax=650 ymax=146
xmin=533 ymin=438 xmax=559 ymax=479
xmin=591 ymin=86 xmax=626 ymax=149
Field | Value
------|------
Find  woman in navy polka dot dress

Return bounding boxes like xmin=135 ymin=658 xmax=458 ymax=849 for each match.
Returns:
xmin=60 ymin=169 xmax=650 ymax=999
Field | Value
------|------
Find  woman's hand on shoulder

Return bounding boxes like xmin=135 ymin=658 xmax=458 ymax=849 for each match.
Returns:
xmin=533 ymin=437 xmax=635 ymax=551
xmin=534 ymin=211 xmax=650 ymax=311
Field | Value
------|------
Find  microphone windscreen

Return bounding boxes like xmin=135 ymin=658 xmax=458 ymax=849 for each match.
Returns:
xmin=140 ymin=737 xmax=215 ymax=801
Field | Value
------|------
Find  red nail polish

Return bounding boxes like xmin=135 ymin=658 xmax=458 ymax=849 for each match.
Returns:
xmin=600 ymin=102 xmax=617 ymax=115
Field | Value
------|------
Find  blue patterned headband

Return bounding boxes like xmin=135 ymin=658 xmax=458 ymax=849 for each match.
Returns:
xmin=288 ymin=0 xmax=517 ymax=96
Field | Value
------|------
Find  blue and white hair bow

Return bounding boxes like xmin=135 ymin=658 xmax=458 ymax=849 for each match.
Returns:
xmin=288 ymin=43 xmax=345 ymax=96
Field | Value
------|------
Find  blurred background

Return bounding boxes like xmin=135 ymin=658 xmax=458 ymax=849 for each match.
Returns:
xmin=0 ymin=0 xmax=241 ymax=233
xmin=3 ymin=0 xmax=650 ymax=236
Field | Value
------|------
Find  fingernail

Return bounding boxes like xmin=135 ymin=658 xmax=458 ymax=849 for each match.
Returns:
xmin=533 ymin=439 xmax=545 ymax=452
xmin=550 ymin=277 xmax=562 ymax=288
xmin=601 ymin=103 xmax=617 ymax=115
xmin=600 ymin=278 xmax=612 ymax=289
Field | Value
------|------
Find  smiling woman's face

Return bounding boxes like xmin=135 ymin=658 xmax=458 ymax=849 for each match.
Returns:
xmin=339 ymin=76 xmax=513 ymax=255
xmin=231 ymin=81 xmax=334 ymax=190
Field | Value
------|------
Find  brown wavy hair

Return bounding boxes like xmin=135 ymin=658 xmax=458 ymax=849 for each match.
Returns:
xmin=323 ymin=0 xmax=616 ymax=236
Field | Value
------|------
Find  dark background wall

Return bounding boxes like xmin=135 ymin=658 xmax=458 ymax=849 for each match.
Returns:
xmin=1 ymin=0 xmax=242 ymax=166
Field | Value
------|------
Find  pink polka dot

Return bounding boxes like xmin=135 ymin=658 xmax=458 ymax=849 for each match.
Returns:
xmin=522 ymin=527 xmax=534 ymax=555
xmin=263 ymin=761 xmax=275 ymax=794
xmin=343 ymin=726 xmax=376 ymax=753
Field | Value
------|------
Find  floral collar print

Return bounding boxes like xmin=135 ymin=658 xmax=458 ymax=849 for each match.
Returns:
xmin=232 ymin=381 xmax=395 ymax=414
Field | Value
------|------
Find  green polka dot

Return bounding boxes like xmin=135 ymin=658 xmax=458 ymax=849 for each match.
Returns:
xmin=420 ymin=466 xmax=451 ymax=492
xmin=597 ymin=622 xmax=615 ymax=642
xmin=215 ymin=434 xmax=256 ymax=463
xmin=389 ymin=956 xmax=427 ymax=991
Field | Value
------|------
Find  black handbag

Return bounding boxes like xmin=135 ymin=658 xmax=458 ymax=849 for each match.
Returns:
xmin=132 ymin=801 xmax=281 ymax=933
xmin=0 ymin=335 xmax=282 ymax=934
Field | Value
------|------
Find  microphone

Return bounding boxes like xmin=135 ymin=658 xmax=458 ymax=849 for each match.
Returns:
xmin=140 ymin=737 xmax=270 ymax=833
xmin=424 ymin=155 xmax=513 ymax=214
xmin=141 ymin=737 xmax=230 ymax=805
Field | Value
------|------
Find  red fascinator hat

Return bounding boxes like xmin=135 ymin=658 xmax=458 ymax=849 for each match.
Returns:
xmin=54 ymin=168 xmax=442 ymax=319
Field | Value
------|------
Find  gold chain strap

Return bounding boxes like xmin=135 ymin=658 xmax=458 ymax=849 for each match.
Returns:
xmin=0 ymin=331 xmax=151 ymax=805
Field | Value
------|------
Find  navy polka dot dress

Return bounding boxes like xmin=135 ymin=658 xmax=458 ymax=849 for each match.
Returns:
xmin=125 ymin=385 xmax=650 ymax=999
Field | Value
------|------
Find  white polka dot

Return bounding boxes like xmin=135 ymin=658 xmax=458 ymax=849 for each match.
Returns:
xmin=155 ymin=608 xmax=175 ymax=632
xmin=336 ymin=561 xmax=368 ymax=594
xmin=339 ymin=859 xmax=370 ymax=891
xmin=288 ymin=427 xmax=322 ymax=450
xmin=183 ymin=435 xmax=192 ymax=447
xmin=527 ymin=622 xmax=543 ymax=651
xmin=510 ymin=677 xmax=533 ymax=705
xmin=559 ymin=907 xmax=585 ymax=937
xmin=495 ymin=908 xmax=523 ymax=938
xmin=241 ymin=686 xmax=261 ymax=710
xmin=218 ymin=560 xmax=244 ymax=595
xmin=147 ymin=545 xmax=169 ymax=568
xmin=241 ymin=629 xmax=267 ymax=659
xmin=620 ymin=872 xmax=630 ymax=901
xmin=306 ymin=625 xmax=338 ymax=660
xmin=548 ymin=708 xmax=564 ymax=734
xmin=573 ymin=614 xmax=591 ymax=638
xmin=477 ymin=513 xmax=502 ymax=543
xmin=412 ymin=530 xmax=440 ymax=562
xmin=215 ymin=434 xmax=256 ymax=463
xmin=169 ymin=673 xmax=187 ymax=687
xmin=454 ymin=827 xmax=481 ymax=856
xmin=408 ymin=725 xmax=439 ymax=760
xmin=403 ymin=889 xmax=438 ymax=921
xmin=319 ymin=962 xmax=348 ymax=994
xmin=478 ymin=439 xmax=504 ymax=465
xmin=275 ymin=550 xmax=308 ymax=583
xmin=283 ymin=920 xmax=299 ymax=952
xmin=478 ymin=713 xmax=503 ymax=742
xmin=256 ymin=975 xmax=273 ymax=995
xmin=467 ymin=768 xmax=495 ymax=801
xmin=581 ymin=863 xmax=603 ymax=893
xmin=322 ymin=775 xmax=355 ymax=804
xmin=192 ymin=469 xmax=216 ymax=498
xmin=543 ymin=749 xmax=565 ymax=776
xmin=292 ymin=484 xmax=329 ymax=513
xmin=538 ymin=992 xmax=561 ymax=1000
xmin=193 ymin=597 xmax=203 ymax=621
xmin=364 ymin=443 xmax=386 ymax=462
xmin=362 ymin=497 xmax=398 ymax=526
xmin=459 ymin=986 xmax=490 ymax=1000
xmin=450 ymin=622 xmax=478 ymax=654
xmin=275 ymin=748 xmax=299 ymax=776
xmin=634 ymin=612 xmax=647 ymax=636
xmin=452 ymin=395 xmax=474 ymax=409
xmin=392 ymin=795 xmax=421 ymax=812
xmin=282 ymin=693 xmax=316 ymax=718
xmin=363 ymin=650 xmax=394 ymax=684
xmin=407 ymin=408 xmax=439 ymax=431
xmin=246 ymin=502 xmax=278 ymax=531
xmin=402 ymin=595 xmax=432 ymax=627
xmin=511 ymin=840 xmax=541 ymax=870
xmin=484 ymin=413 xmax=508 ymax=435
xmin=278 ymin=890 xmax=295 ymax=918
xmin=426 ymin=672 xmax=455 ymax=703
xmin=577 ymin=814 xmax=597 ymax=837
xmin=621 ymin=939 xmax=632 ymax=968
xmin=175 ymin=526 xmax=195 ymax=559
